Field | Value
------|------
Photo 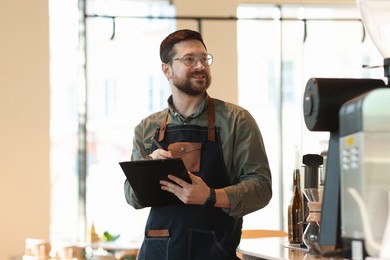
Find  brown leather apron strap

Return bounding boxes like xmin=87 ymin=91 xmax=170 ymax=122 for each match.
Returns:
xmin=207 ymin=97 xmax=215 ymax=142
xmin=158 ymin=110 xmax=169 ymax=142
xmin=158 ymin=96 xmax=216 ymax=142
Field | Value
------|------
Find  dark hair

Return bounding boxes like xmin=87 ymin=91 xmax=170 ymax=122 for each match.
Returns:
xmin=159 ymin=29 xmax=207 ymax=63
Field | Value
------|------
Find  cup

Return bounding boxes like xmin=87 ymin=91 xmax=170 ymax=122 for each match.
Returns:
xmin=24 ymin=238 xmax=51 ymax=258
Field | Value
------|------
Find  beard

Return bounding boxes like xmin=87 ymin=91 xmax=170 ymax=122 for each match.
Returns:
xmin=172 ymin=71 xmax=211 ymax=96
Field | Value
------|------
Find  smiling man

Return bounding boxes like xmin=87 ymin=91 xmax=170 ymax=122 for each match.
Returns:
xmin=124 ymin=29 xmax=272 ymax=260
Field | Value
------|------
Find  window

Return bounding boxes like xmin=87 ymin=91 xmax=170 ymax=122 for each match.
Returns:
xmin=237 ymin=4 xmax=383 ymax=231
xmin=50 ymin=0 xmax=175 ymax=243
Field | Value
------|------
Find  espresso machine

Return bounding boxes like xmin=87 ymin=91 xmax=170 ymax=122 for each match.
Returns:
xmin=339 ymin=86 xmax=390 ymax=258
xmin=303 ymin=77 xmax=386 ymax=256
xmin=302 ymin=1 xmax=390 ymax=258
xmin=303 ymin=80 xmax=390 ymax=259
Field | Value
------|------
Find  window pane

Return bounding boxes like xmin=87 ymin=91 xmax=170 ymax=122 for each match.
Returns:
xmin=49 ymin=0 xmax=82 ymax=242
xmin=237 ymin=5 xmax=283 ymax=230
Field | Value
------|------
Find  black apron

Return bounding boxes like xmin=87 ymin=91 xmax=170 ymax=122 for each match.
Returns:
xmin=137 ymin=98 xmax=242 ymax=260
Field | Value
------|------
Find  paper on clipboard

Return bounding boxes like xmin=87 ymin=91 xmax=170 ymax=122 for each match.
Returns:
xmin=119 ymin=158 xmax=191 ymax=207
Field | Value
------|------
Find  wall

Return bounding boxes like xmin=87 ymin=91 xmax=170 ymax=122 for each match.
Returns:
xmin=0 ymin=1 xmax=50 ymax=259
xmin=175 ymin=0 xmax=239 ymax=104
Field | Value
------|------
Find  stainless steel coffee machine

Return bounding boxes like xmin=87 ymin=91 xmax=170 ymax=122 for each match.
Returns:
xmin=339 ymin=87 xmax=390 ymax=258
xmin=303 ymin=78 xmax=386 ymax=255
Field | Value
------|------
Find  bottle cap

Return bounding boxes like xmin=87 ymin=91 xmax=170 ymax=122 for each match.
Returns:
xmin=302 ymin=154 xmax=323 ymax=167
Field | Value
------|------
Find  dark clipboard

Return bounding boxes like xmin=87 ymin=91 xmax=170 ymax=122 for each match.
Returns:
xmin=119 ymin=158 xmax=191 ymax=207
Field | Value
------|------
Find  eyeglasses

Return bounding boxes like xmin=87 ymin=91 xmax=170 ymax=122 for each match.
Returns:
xmin=171 ymin=53 xmax=213 ymax=67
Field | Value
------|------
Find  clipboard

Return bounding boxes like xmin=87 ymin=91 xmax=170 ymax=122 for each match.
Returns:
xmin=119 ymin=158 xmax=191 ymax=207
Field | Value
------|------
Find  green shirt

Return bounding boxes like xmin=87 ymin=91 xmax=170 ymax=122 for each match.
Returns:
xmin=124 ymin=95 xmax=272 ymax=218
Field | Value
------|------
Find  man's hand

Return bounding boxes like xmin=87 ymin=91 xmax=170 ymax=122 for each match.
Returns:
xmin=147 ymin=148 xmax=172 ymax=159
xmin=160 ymin=172 xmax=209 ymax=205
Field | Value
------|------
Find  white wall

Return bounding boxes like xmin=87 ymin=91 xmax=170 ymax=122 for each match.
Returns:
xmin=0 ymin=1 xmax=50 ymax=259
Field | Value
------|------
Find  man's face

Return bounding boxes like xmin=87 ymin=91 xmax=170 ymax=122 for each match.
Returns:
xmin=164 ymin=39 xmax=212 ymax=96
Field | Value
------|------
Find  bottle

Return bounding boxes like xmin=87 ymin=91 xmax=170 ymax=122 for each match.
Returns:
xmin=90 ymin=222 xmax=99 ymax=243
xmin=288 ymin=168 xmax=303 ymax=245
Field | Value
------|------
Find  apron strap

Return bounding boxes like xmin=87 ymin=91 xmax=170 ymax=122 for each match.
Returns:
xmin=158 ymin=111 xmax=169 ymax=142
xmin=158 ymin=96 xmax=216 ymax=142
xmin=207 ymin=97 xmax=215 ymax=142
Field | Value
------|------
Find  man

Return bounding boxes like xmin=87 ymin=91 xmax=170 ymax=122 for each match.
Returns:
xmin=124 ymin=29 xmax=272 ymax=260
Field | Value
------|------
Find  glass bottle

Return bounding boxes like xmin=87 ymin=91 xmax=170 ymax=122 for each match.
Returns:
xmin=90 ymin=222 xmax=99 ymax=243
xmin=288 ymin=169 xmax=303 ymax=245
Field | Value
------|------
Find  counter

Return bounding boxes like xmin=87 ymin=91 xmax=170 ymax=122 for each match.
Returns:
xmin=237 ymin=237 xmax=329 ymax=260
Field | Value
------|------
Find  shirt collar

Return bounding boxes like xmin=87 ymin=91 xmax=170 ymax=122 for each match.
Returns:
xmin=167 ymin=93 xmax=209 ymax=120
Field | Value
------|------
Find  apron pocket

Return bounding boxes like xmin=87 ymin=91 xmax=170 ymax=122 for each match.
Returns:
xmin=137 ymin=236 xmax=171 ymax=260
xmin=188 ymin=228 xmax=235 ymax=260
xmin=168 ymin=142 xmax=202 ymax=173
